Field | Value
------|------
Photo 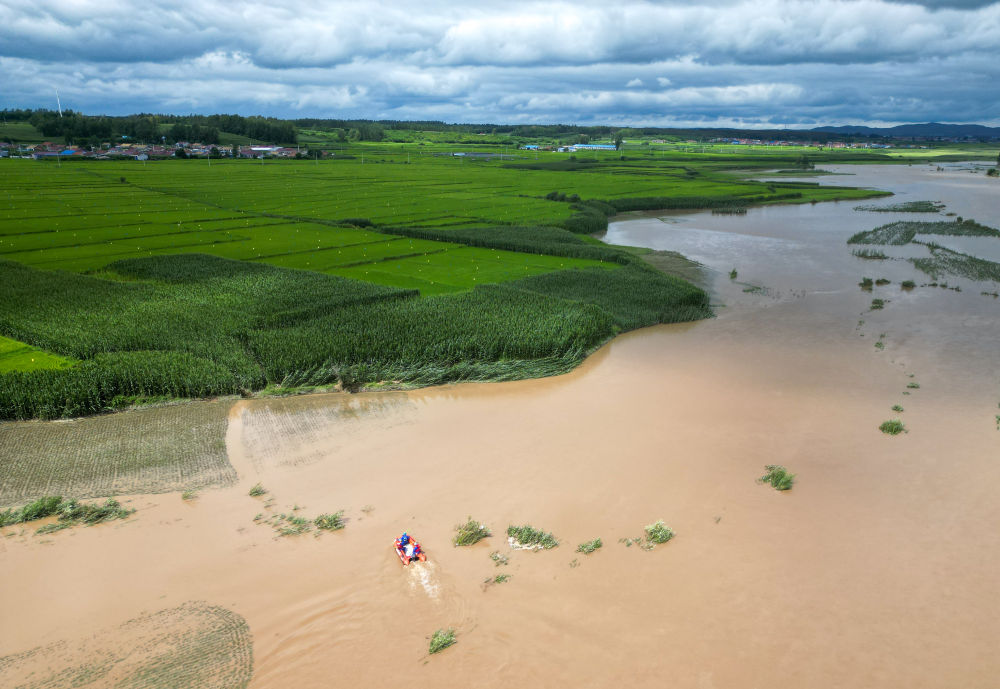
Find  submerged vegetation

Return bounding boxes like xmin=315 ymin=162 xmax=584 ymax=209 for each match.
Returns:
xmin=255 ymin=508 xmax=346 ymax=536
xmin=576 ymin=538 xmax=603 ymax=554
xmin=454 ymin=517 xmax=491 ymax=546
xmin=759 ymin=465 xmax=795 ymax=491
xmin=507 ymin=524 xmax=559 ymax=549
xmin=879 ymin=419 xmax=907 ymax=435
xmin=849 ymin=219 xmax=1000 ymax=245
xmin=854 ymin=201 xmax=943 ymax=213
xmin=621 ymin=520 xmax=676 ymax=550
xmin=0 ymin=495 xmax=134 ymax=532
xmin=911 ymin=244 xmax=1000 ymax=283
xmin=853 ymin=249 xmax=889 ymax=260
xmin=644 ymin=521 xmax=675 ymax=544
xmin=429 ymin=629 xmax=457 ymax=655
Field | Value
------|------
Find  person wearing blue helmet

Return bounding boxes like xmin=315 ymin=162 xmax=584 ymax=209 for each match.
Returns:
xmin=395 ymin=532 xmax=422 ymax=563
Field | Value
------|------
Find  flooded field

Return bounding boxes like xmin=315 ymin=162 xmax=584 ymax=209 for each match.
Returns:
xmin=2 ymin=164 xmax=999 ymax=688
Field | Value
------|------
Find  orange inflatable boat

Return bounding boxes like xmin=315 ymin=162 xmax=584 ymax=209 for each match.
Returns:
xmin=394 ymin=534 xmax=426 ymax=565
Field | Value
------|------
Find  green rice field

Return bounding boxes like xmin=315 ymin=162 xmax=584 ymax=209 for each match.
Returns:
xmin=0 ymin=335 xmax=75 ymax=373
xmin=0 ymin=150 xmax=890 ymax=419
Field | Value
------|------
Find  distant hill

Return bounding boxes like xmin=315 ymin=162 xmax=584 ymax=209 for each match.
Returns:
xmin=810 ymin=123 xmax=1000 ymax=138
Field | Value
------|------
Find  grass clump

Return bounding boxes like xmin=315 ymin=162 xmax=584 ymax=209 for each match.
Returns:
xmin=619 ymin=522 xmax=676 ymax=550
xmin=854 ymin=249 xmax=889 ymax=260
xmin=181 ymin=490 xmax=197 ymax=500
xmin=907 ymin=382 xmax=920 ymax=389
xmin=248 ymin=483 xmax=267 ymax=497
xmin=870 ymin=298 xmax=885 ymax=310
xmin=758 ymin=465 xmax=795 ymax=491
xmin=875 ymin=278 xmax=890 ymax=286
xmin=644 ymin=520 xmax=676 ymax=544
xmin=314 ymin=511 xmax=346 ymax=531
xmin=729 ymin=268 xmax=738 ymax=280
xmin=454 ymin=517 xmax=491 ymax=546
xmin=576 ymin=538 xmax=603 ymax=554
xmin=859 ymin=277 xmax=874 ymax=290
xmin=901 ymin=280 xmax=916 ymax=289
xmin=0 ymin=496 xmax=134 ymax=531
xmin=507 ymin=524 xmax=559 ymax=550
xmin=892 ymin=404 xmax=904 ymax=412
xmin=879 ymin=419 xmax=906 ymax=435
xmin=429 ymin=628 xmax=457 ymax=655
xmin=492 ymin=574 xmax=511 ymax=584
xmin=0 ymin=495 xmax=63 ymax=526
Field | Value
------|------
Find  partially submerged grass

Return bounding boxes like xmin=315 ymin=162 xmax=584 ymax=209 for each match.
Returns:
xmin=879 ymin=419 xmax=906 ymax=435
xmin=492 ymin=574 xmax=510 ymax=584
xmin=182 ymin=490 xmax=198 ymax=501
xmin=257 ymin=508 xmax=346 ymax=536
xmin=911 ymin=244 xmax=1000 ymax=283
xmin=854 ymin=201 xmax=943 ymax=213
xmin=875 ymin=278 xmax=891 ymax=285
xmin=901 ymin=280 xmax=916 ymax=289
xmin=859 ymin=277 xmax=874 ymax=290
xmin=0 ymin=496 xmax=134 ymax=533
xmin=507 ymin=524 xmax=559 ymax=550
xmin=644 ymin=520 xmax=676 ymax=544
xmin=907 ymin=382 xmax=921 ymax=389
xmin=854 ymin=249 xmax=889 ymax=260
xmin=248 ymin=483 xmax=267 ymax=497
xmin=489 ymin=551 xmax=509 ymax=566
xmin=758 ymin=465 xmax=795 ymax=491
xmin=429 ymin=628 xmax=457 ymax=655
xmin=576 ymin=538 xmax=603 ymax=554
xmin=870 ymin=299 xmax=885 ymax=310
xmin=849 ymin=219 xmax=999 ymax=246
xmin=892 ymin=404 xmax=904 ymax=412
xmin=454 ymin=517 xmax=491 ymax=546
xmin=314 ymin=511 xmax=346 ymax=531
xmin=619 ymin=522 xmax=676 ymax=550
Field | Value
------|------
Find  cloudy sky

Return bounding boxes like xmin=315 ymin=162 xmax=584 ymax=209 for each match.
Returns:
xmin=2 ymin=0 xmax=998 ymax=127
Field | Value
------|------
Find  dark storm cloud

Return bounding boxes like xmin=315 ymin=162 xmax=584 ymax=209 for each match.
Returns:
xmin=1 ymin=0 xmax=998 ymax=127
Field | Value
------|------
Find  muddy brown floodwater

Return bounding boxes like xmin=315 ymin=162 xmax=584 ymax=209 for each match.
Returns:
xmin=2 ymin=163 xmax=999 ymax=688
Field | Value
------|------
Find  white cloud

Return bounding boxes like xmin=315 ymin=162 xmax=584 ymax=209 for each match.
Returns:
xmin=0 ymin=1 xmax=998 ymax=126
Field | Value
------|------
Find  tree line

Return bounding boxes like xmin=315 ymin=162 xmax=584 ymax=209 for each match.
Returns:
xmin=2 ymin=109 xmax=296 ymax=146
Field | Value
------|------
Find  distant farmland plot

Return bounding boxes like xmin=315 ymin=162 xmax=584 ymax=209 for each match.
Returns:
xmin=0 ymin=161 xmax=613 ymax=286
